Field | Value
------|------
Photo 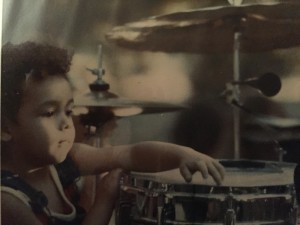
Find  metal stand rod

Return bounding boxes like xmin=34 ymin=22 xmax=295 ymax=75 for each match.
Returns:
xmin=233 ymin=32 xmax=241 ymax=159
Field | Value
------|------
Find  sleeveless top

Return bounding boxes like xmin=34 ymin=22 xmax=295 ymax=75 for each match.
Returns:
xmin=1 ymin=156 xmax=86 ymax=225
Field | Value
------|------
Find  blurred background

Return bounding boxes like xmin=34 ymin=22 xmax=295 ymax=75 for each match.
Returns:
xmin=2 ymin=0 xmax=300 ymax=162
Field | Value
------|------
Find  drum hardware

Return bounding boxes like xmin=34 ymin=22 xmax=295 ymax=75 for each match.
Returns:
xmin=75 ymin=44 xmax=187 ymax=117
xmin=232 ymin=29 xmax=242 ymax=160
xmin=241 ymin=115 xmax=287 ymax=162
xmin=295 ymin=164 xmax=300 ymax=223
xmin=223 ymin=89 xmax=300 ymax=163
xmin=160 ymin=196 xmax=175 ymax=225
xmin=76 ymin=44 xmax=189 ymax=224
xmin=106 ymin=3 xmax=300 ymax=159
xmin=121 ymin=185 xmax=146 ymax=194
xmin=231 ymin=37 xmax=283 ymax=159
xmin=104 ymin=3 xmax=300 ymax=223
xmin=106 ymin=2 xmax=300 ymax=159
xmin=86 ymin=45 xmax=107 ymax=92
xmin=287 ymin=186 xmax=299 ymax=225
xmin=137 ymin=182 xmax=155 ymax=214
xmin=116 ymin=160 xmax=297 ymax=225
xmin=222 ymin=72 xmax=282 ymax=159
xmin=295 ymin=165 xmax=300 ymax=205
xmin=224 ymin=191 xmax=236 ymax=225
xmin=275 ymin=144 xmax=286 ymax=163
xmin=157 ymin=204 xmax=163 ymax=225
xmin=229 ymin=73 xmax=281 ymax=98
xmin=241 ymin=115 xmax=300 ymax=162
xmin=146 ymin=195 xmax=155 ymax=220
xmin=74 ymin=44 xmax=143 ymax=117
xmin=105 ymin=2 xmax=300 ymax=53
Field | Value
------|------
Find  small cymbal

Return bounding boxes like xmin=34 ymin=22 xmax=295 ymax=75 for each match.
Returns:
xmin=74 ymin=91 xmax=187 ymax=116
xmin=106 ymin=2 xmax=300 ymax=53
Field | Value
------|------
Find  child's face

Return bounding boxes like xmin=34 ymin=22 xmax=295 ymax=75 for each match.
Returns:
xmin=9 ymin=75 xmax=75 ymax=168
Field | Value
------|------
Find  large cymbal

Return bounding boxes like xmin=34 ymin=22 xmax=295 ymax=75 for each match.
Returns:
xmin=106 ymin=2 xmax=300 ymax=53
xmin=242 ymin=116 xmax=300 ymax=142
xmin=253 ymin=116 xmax=300 ymax=129
xmin=74 ymin=91 xmax=186 ymax=116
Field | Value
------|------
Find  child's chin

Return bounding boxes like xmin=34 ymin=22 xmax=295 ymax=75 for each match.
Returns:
xmin=53 ymin=152 xmax=69 ymax=164
xmin=56 ymin=156 xmax=67 ymax=164
xmin=54 ymin=145 xmax=72 ymax=163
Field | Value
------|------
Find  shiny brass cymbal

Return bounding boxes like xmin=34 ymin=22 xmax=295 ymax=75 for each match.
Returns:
xmin=74 ymin=91 xmax=187 ymax=117
xmin=106 ymin=2 xmax=300 ymax=53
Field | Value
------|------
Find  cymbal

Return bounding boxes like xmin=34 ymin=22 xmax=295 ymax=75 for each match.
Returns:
xmin=242 ymin=116 xmax=300 ymax=142
xmin=74 ymin=91 xmax=187 ymax=116
xmin=106 ymin=2 xmax=300 ymax=53
xmin=253 ymin=116 xmax=300 ymax=129
xmin=242 ymin=129 xmax=300 ymax=142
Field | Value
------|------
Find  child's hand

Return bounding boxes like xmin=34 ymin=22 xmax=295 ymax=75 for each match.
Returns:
xmin=94 ymin=169 xmax=123 ymax=203
xmin=83 ymin=169 xmax=123 ymax=225
xmin=179 ymin=151 xmax=225 ymax=185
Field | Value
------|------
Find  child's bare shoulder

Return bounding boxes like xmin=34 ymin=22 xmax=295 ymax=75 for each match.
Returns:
xmin=1 ymin=192 xmax=43 ymax=225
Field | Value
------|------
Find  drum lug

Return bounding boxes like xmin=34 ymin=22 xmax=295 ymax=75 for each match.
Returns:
xmin=224 ymin=193 xmax=236 ymax=225
xmin=158 ymin=196 xmax=175 ymax=225
xmin=157 ymin=205 xmax=163 ymax=225
xmin=288 ymin=207 xmax=298 ymax=225
xmin=288 ymin=186 xmax=298 ymax=225
xmin=224 ymin=209 xmax=236 ymax=225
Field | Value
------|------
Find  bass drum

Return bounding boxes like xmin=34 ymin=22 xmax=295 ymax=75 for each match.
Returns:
xmin=115 ymin=160 xmax=298 ymax=225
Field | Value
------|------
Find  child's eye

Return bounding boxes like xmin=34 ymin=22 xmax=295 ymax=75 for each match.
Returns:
xmin=43 ymin=111 xmax=55 ymax=117
xmin=66 ymin=109 xmax=73 ymax=117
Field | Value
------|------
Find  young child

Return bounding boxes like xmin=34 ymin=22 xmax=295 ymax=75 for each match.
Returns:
xmin=1 ymin=42 xmax=225 ymax=225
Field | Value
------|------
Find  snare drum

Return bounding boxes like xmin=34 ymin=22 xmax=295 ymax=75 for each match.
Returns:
xmin=115 ymin=160 xmax=298 ymax=225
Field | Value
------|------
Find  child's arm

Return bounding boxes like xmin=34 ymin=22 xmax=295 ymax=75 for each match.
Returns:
xmin=70 ymin=141 xmax=225 ymax=185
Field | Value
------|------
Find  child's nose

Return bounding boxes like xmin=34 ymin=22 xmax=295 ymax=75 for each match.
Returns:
xmin=59 ymin=114 xmax=71 ymax=130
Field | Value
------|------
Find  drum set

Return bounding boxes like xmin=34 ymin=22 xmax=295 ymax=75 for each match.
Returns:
xmin=76 ymin=1 xmax=300 ymax=224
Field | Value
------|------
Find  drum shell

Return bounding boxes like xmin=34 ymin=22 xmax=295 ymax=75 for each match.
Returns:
xmin=116 ymin=160 xmax=297 ymax=225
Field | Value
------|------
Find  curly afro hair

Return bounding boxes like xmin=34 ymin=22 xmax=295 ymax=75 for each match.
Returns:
xmin=1 ymin=41 xmax=73 ymax=123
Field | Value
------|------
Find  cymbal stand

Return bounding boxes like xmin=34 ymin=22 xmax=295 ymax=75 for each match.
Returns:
xmin=85 ymin=125 xmax=103 ymax=147
xmin=224 ymin=31 xmax=242 ymax=159
xmin=86 ymin=44 xmax=110 ymax=92
xmin=233 ymin=31 xmax=242 ymax=159
xmin=79 ymin=44 xmax=116 ymax=209
xmin=227 ymin=0 xmax=245 ymax=160
xmin=79 ymin=112 xmax=116 ymax=209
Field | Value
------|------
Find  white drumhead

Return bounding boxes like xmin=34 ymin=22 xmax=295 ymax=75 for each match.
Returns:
xmin=227 ymin=0 xmax=243 ymax=6
xmin=131 ymin=160 xmax=296 ymax=187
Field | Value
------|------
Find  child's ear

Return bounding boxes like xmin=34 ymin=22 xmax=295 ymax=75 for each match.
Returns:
xmin=1 ymin=130 xmax=12 ymax=142
xmin=1 ymin=118 xmax=13 ymax=142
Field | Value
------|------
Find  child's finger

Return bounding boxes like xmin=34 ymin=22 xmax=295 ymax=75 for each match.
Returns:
xmin=207 ymin=161 xmax=223 ymax=185
xmin=179 ymin=164 xmax=192 ymax=183
xmin=193 ymin=160 xmax=209 ymax=179
xmin=212 ymin=160 xmax=225 ymax=180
